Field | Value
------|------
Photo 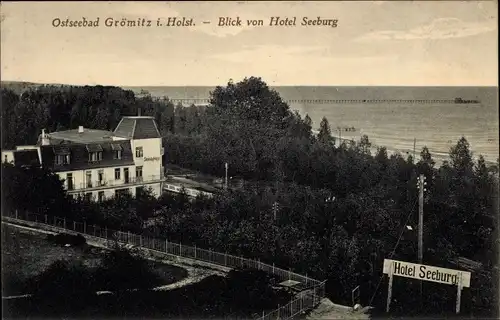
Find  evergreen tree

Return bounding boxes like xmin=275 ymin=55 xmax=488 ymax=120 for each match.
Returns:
xmin=317 ymin=117 xmax=334 ymax=145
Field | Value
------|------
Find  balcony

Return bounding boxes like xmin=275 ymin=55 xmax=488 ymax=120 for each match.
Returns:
xmin=67 ymin=174 xmax=166 ymax=193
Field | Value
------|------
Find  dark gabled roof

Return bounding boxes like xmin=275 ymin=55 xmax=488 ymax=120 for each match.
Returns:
xmin=40 ymin=140 xmax=134 ymax=172
xmin=86 ymin=144 xmax=103 ymax=152
xmin=111 ymin=143 xmax=123 ymax=151
xmin=53 ymin=145 xmax=70 ymax=154
xmin=13 ymin=150 xmax=40 ymax=167
xmin=113 ymin=116 xmax=161 ymax=140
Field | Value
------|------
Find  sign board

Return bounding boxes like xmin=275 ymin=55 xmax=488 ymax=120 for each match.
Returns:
xmin=144 ymin=156 xmax=161 ymax=162
xmin=383 ymin=259 xmax=471 ymax=288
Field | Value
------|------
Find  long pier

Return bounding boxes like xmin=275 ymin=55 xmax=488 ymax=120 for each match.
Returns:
xmin=150 ymin=97 xmax=480 ymax=105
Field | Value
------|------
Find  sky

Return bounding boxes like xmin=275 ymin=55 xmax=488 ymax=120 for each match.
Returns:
xmin=1 ymin=1 xmax=498 ymax=86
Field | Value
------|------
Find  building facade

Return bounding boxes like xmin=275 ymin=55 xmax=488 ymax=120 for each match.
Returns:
xmin=2 ymin=115 xmax=165 ymax=201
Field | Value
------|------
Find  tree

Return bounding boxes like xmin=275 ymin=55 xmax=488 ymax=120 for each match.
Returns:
xmin=317 ymin=117 xmax=334 ymax=146
xmin=419 ymin=146 xmax=435 ymax=169
xmin=450 ymin=137 xmax=474 ymax=174
xmin=1 ymin=163 xmax=71 ymax=216
xmin=209 ymin=77 xmax=292 ymax=129
xmin=358 ymin=135 xmax=372 ymax=155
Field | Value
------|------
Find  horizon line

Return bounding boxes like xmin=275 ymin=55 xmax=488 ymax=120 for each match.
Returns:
xmin=1 ymin=80 xmax=498 ymax=88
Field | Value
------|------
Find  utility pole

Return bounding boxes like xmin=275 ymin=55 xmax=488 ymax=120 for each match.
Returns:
xmin=224 ymin=162 xmax=228 ymax=189
xmin=418 ymin=174 xmax=425 ymax=264
xmin=417 ymin=174 xmax=426 ymax=310
xmin=413 ymin=138 xmax=417 ymax=162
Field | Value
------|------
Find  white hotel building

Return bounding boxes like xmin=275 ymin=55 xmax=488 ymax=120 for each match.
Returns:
xmin=2 ymin=115 xmax=166 ymax=201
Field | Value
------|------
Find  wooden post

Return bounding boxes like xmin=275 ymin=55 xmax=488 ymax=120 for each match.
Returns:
xmin=127 ymin=231 xmax=130 ymax=243
xmin=418 ymin=174 xmax=425 ymax=309
xmin=63 ymin=218 xmax=66 ymax=229
xmin=273 ymin=263 xmax=275 ymax=274
xmin=15 ymin=209 xmax=18 ymax=219
xmin=386 ymin=268 xmax=394 ymax=313
xmin=73 ymin=221 xmax=76 ymax=231
xmin=289 ymin=269 xmax=291 ymax=281
xmin=165 ymin=239 xmax=168 ymax=253
xmin=180 ymin=243 xmax=182 ymax=256
xmin=277 ymin=304 xmax=280 ymax=319
xmin=105 ymin=227 xmax=108 ymax=239
xmin=140 ymin=235 xmax=143 ymax=247
xmin=456 ymin=272 xmax=463 ymax=314
xmin=194 ymin=245 xmax=197 ymax=259
xmin=224 ymin=252 xmax=227 ymax=266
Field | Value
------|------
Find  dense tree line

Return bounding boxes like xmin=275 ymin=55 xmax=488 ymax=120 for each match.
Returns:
xmin=1 ymin=85 xmax=175 ymax=149
xmin=1 ymin=78 xmax=498 ymax=318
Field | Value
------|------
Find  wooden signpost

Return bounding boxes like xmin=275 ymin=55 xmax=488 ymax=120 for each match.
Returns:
xmin=383 ymin=259 xmax=471 ymax=314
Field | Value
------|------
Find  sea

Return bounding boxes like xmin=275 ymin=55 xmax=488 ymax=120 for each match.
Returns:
xmin=125 ymin=86 xmax=499 ymax=165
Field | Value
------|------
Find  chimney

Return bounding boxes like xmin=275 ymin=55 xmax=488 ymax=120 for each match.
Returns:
xmin=138 ymin=108 xmax=142 ymax=117
xmin=40 ymin=129 xmax=49 ymax=146
xmin=78 ymin=126 xmax=84 ymax=133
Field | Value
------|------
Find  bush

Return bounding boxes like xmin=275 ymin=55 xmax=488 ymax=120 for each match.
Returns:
xmin=29 ymin=259 xmax=95 ymax=309
xmin=46 ymin=233 xmax=86 ymax=247
xmin=93 ymin=245 xmax=164 ymax=291
xmin=225 ymin=268 xmax=291 ymax=310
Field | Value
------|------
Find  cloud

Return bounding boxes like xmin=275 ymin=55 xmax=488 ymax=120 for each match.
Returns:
xmin=209 ymin=44 xmax=328 ymax=63
xmin=355 ymin=18 xmax=496 ymax=42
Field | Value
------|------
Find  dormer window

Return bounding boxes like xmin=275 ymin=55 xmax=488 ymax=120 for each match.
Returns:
xmin=53 ymin=146 xmax=71 ymax=165
xmin=111 ymin=143 xmax=123 ymax=160
xmin=55 ymin=154 xmax=71 ymax=165
xmin=88 ymin=151 xmax=103 ymax=162
xmin=86 ymin=144 xmax=103 ymax=162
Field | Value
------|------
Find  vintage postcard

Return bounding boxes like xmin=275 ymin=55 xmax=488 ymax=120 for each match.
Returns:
xmin=1 ymin=1 xmax=498 ymax=320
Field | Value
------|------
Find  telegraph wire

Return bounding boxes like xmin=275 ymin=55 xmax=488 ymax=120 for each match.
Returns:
xmin=368 ymin=198 xmax=419 ymax=307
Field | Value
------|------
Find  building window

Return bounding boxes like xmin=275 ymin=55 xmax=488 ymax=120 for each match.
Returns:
xmin=88 ymin=151 xmax=103 ymax=162
xmin=135 ymin=146 xmax=143 ymax=158
xmin=55 ymin=154 xmax=70 ymax=165
xmin=112 ymin=143 xmax=123 ymax=159
xmin=115 ymin=188 xmax=129 ymax=198
xmin=86 ymin=171 xmax=92 ymax=188
xmin=98 ymin=191 xmax=105 ymax=202
xmin=98 ymin=170 xmax=104 ymax=186
xmin=85 ymin=193 xmax=92 ymax=201
xmin=136 ymin=166 xmax=143 ymax=182
xmin=67 ymin=173 xmax=74 ymax=190
xmin=114 ymin=168 xmax=121 ymax=180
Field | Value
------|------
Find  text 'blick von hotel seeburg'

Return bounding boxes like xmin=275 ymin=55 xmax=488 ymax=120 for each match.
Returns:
xmin=51 ymin=16 xmax=339 ymax=28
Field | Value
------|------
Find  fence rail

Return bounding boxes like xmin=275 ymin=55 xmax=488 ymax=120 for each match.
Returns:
xmin=2 ymin=210 xmax=326 ymax=319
